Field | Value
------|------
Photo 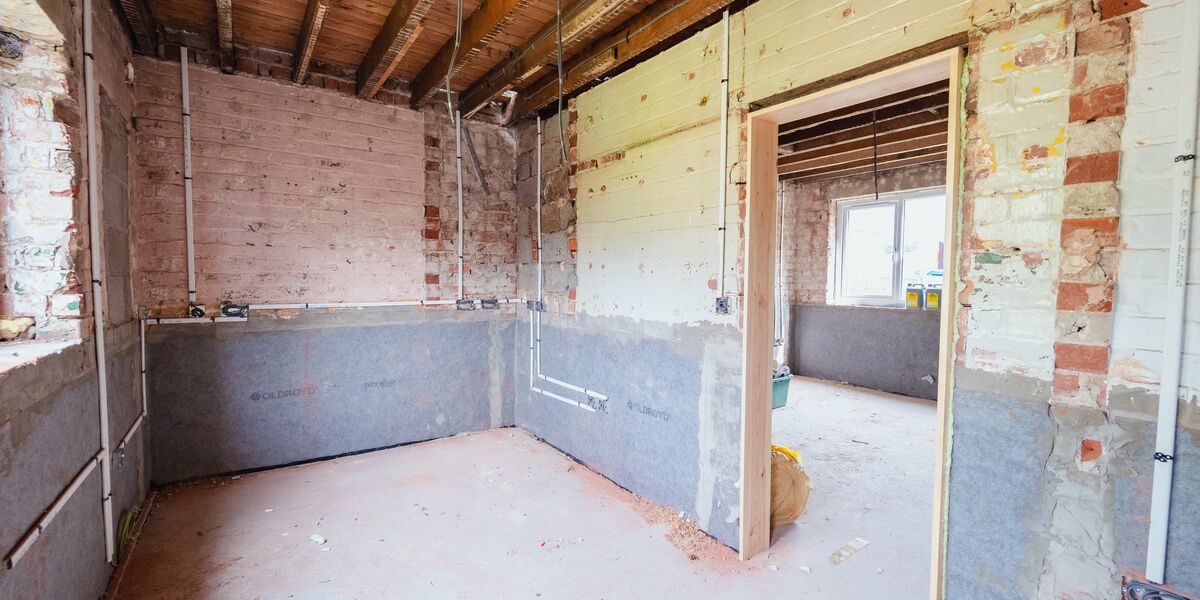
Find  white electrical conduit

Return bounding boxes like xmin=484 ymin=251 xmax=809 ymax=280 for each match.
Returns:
xmin=83 ymin=0 xmax=116 ymax=566
xmin=180 ymin=47 xmax=197 ymax=307
xmin=715 ymin=9 xmax=730 ymax=301
xmin=117 ymin=319 xmax=150 ymax=451
xmin=1146 ymin=0 xmax=1200 ymax=584
xmin=528 ymin=116 xmax=608 ymax=412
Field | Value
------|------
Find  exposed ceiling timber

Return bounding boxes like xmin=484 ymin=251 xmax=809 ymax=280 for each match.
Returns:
xmin=357 ymin=0 xmax=438 ymax=99
xmin=116 ymin=0 xmax=158 ymax=54
xmin=512 ymin=0 xmax=734 ymax=118
xmin=778 ymin=121 xmax=947 ymax=168
xmin=215 ymin=0 xmax=234 ymax=72
xmin=459 ymin=0 xmax=643 ymax=116
xmin=777 ymin=80 xmax=947 ymax=137
xmin=779 ymin=151 xmax=948 ymax=183
xmin=778 ymin=133 xmax=947 ymax=174
xmin=779 ymin=90 xmax=948 ymax=147
xmin=781 ymin=109 xmax=948 ymax=155
xmin=410 ymin=0 xmax=534 ymax=107
xmin=292 ymin=0 xmax=330 ymax=83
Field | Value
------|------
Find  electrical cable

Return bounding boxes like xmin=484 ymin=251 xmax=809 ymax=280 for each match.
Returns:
xmin=556 ymin=0 xmax=567 ymax=162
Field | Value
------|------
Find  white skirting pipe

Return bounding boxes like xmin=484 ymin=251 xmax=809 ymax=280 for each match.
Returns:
xmin=246 ymin=298 xmax=523 ymax=311
xmin=82 ymin=0 xmax=115 ymax=565
xmin=1146 ymin=0 xmax=1200 ymax=584
xmin=715 ymin=9 xmax=730 ymax=300
xmin=4 ymin=451 xmax=104 ymax=569
xmin=529 ymin=116 xmax=608 ymax=411
xmin=146 ymin=316 xmax=248 ymax=325
xmin=180 ymin=48 xmax=196 ymax=306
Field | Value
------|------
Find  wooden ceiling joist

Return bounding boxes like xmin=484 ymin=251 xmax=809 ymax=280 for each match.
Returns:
xmin=512 ymin=0 xmax=734 ymax=118
xmin=779 ymin=91 xmax=948 ymax=147
xmin=779 ymin=132 xmax=947 ymax=174
xmin=778 ymin=121 xmax=947 ymax=168
xmin=357 ymin=0 xmax=438 ymax=99
xmin=409 ymin=0 xmax=534 ymax=107
xmin=780 ymin=150 xmax=948 ymax=183
xmin=459 ymin=0 xmax=643 ymax=116
xmin=215 ymin=0 xmax=234 ymax=73
xmin=116 ymin=0 xmax=158 ymax=54
xmin=777 ymin=80 xmax=948 ymax=137
xmin=293 ymin=0 xmax=330 ymax=83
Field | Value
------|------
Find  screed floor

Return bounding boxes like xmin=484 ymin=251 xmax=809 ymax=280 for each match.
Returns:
xmin=109 ymin=377 xmax=935 ymax=599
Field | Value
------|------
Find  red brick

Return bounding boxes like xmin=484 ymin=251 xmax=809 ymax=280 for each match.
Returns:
xmin=1055 ymin=343 xmax=1110 ymax=374
xmin=1080 ymin=438 xmax=1102 ymax=462
xmin=1064 ymin=152 xmax=1120 ymax=184
xmin=1053 ymin=370 xmax=1080 ymax=396
xmin=425 ymin=273 xmax=439 ymax=284
xmin=424 ymin=206 xmax=439 ymax=218
xmin=1069 ymin=84 xmax=1125 ymax=122
xmin=1075 ymin=19 xmax=1129 ymax=55
xmin=1057 ymin=282 xmax=1114 ymax=311
xmin=567 ymin=238 xmax=577 ymax=252
xmin=1061 ymin=216 xmax=1120 ymax=237
xmin=1098 ymin=0 xmax=1145 ymax=19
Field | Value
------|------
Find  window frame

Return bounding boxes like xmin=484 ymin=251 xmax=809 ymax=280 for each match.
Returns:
xmin=833 ymin=186 xmax=945 ymax=307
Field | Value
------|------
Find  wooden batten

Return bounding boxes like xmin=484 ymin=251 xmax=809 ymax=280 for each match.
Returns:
xmin=293 ymin=0 xmax=331 ymax=83
xmin=459 ymin=0 xmax=643 ymax=115
xmin=409 ymin=0 xmax=534 ymax=107
xmin=512 ymin=0 xmax=734 ymax=117
xmin=215 ymin=0 xmax=235 ymax=72
xmin=357 ymin=0 xmax=437 ymax=99
xmin=117 ymin=0 xmax=158 ymax=54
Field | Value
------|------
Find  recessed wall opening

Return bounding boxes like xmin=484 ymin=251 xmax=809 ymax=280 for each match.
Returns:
xmin=741 ymin=50 xmax=963 ymax=596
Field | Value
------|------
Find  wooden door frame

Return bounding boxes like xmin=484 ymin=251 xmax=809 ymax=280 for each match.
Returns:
xmin=738 ymin=48 xmax=965 ymax=600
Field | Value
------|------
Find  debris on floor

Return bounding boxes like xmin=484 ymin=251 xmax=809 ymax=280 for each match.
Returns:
xmin=770 ymin=444 xmax=812 ymax=527
xmin=830 ymin=537 xmax=870 ymax=564
xmin=309 ymin=534 xmax=327 ymax=545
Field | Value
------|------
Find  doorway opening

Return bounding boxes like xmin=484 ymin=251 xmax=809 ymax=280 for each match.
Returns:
xmin=739 ymin=50 xmax=964 ymax=600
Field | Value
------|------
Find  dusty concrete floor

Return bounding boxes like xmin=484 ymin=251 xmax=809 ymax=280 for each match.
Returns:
xmin=770 ymin=375 xmax=937 ymax=596
xmin=110 ymin=378 xmax=934 ymax=599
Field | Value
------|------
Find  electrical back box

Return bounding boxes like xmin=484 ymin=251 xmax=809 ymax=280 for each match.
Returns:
xmin=906 ymin=286 xmax=925 ymax=309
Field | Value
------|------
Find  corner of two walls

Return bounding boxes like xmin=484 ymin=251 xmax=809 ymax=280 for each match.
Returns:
xmin=1 ymin=0 xmax=145 ymax=597
xmin=128 ymin=54 xmax=521 ymax=484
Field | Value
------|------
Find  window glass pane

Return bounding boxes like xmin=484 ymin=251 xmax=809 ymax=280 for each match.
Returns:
xmin=841 ymin=203 xmax=896 ymax=297
xmin=901 ymin=194 xmax=947 ymax=289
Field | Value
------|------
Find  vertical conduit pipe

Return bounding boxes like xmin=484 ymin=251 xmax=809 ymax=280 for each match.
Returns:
xmin=1146 ymin=0 xmax=1200 ymax=584
xmin=82 ymin=0 xmax=116 ymax=564
xmin=715 ymin=9 xmax=730 ymax=301
xmin=180 ymin=47 xmax=196 ymax=307
xmin=456 ymin=109 xmax=465 ymax=300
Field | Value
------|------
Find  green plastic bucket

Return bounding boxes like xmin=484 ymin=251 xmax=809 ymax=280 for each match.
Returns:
xmin=772 ymin=374 xmax=792 ymax=409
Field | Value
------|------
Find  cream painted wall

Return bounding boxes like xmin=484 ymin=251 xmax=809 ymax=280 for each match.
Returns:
xmin=572 ymin=0 xmax=972 ymax=325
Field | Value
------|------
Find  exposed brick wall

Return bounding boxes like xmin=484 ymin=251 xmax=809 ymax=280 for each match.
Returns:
xmin=0 ymin=22 xmax=78 ymax=341
xmin=131 ymin=56 xmax=517 ymax=313
xmin=515 ymin=107 xmax=578 ymax=313
xmin=781 ymin=162 xmax=946 ymax=305
xmin=0 ymin=0 xmax=134 ymax=342
xmin=422 ymin=107 xmax=518 ymax=300
xmin=132 ymin=56 xmax=428 ymax=312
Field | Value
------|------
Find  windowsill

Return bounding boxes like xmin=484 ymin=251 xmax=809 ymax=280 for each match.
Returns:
xmin=828 ymin=302 xmax=940 ymax=312
xmin=0 ymin=339 xmax=81 ymax=376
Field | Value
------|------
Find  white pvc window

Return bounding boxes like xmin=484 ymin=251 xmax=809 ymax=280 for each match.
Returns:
xmin=834 ymin=188 xmax=946 ymax=306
